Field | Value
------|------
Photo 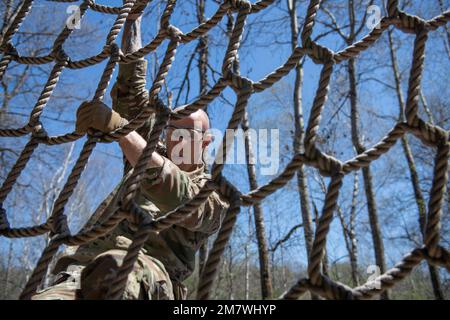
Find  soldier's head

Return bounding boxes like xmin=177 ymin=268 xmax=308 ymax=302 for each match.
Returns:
xmin=164 ymin=108 xmax=213 ymax=172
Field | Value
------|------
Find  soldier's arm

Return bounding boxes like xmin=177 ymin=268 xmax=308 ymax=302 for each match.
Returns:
xmin=110 ymin=9 xmax=149 ymax=120
xmin=122 ymin=12 xmax=142 ymax=55
xmin=115 ymin=7 xmax=163 ymax=170
xmin=120 ymin=132 xmax=229 ymax=232
xmin=119 ymin=131 xmax=164 ymax=168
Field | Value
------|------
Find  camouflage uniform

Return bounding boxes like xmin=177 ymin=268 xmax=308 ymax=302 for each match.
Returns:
xmin=32 ymin=60 xmax=229 ymax=300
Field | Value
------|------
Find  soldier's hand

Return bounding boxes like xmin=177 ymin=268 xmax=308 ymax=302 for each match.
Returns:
xmin=75 ymin=100 xmax=128 ymax=134
xmin=110 ymin=59 xmax=148 ymax=120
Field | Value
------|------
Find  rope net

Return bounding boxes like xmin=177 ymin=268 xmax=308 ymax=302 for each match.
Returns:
xmin=0 ymin=0 xmax=449 ymax=300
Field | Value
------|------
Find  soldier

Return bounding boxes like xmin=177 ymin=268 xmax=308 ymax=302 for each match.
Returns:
xmin=31 ymin=4 xmax=229 ymax=300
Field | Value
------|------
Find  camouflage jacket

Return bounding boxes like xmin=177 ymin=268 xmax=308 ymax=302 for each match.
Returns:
xmin=55 ymin=59 xmax=229 ymax=284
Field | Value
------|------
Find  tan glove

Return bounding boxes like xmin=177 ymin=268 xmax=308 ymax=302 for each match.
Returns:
xmin=75 ymin=100 xmax=128 ymax=134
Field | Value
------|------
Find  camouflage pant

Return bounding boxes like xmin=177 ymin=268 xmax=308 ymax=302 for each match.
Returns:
xmin=31 ymin=245 xmax=186 ymax=300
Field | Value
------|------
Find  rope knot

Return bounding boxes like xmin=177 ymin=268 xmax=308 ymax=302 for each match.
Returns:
xmin=227 ymin=0 xmax=252 ymax=12
xmin=128 ymin=0 xmax=149 ymax=19
xmin=321 ymin=276 xmax=356 ymax=300
xmin=421 ymin=246 xmax=450 ymax=272
xmin=166 ymin=25 xmax=183 ymax=42
xmin=1 ymin=42 xmax=18 ymax=56
xmin=50 ymin=214 xmax=70 ymax=238
xmin=106 ymin=42 xmax=121 ymax=58
xmin=321 ymin=154 xmax=344 ymax=178
xmin=213 ymin=174 xmax=241 ymax=200
xmin=150 ymin=96 xmax=170 ymax=116
xmin=29 ymin=122 xmax=48 ymax=139
xmin=386 ymin=0 xmax=399 ymax=18
xmin=412 ymin=118 xmax=449 ymax=147
xmin=87 ymin=128 xmax=105 ymax=142
xmin=304 ymin=39 xmax=334 ymax=64
xmin=306 ymin=146 xmax=343 ymax=177
xmin=225 ymin=71 xmax=253 ymax=93
xmin=396 ymin=11 xmax=428 ymax=34
xmin=51 ymin=48 xmax=70 ymax=63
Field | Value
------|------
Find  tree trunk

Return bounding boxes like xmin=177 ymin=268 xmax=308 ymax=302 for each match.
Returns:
xmin=348 ymin=173 xmax=360 ymax=286
xmin=287 ymin=0 xmax=317 ymax=299
xmin=227 ymin=245 xmax=234 ymax=300
xmin=337 ymin=173 xmax=360 ymax=286
xmin=196 ymin=0 xmax=208 ymax=96
xmin=2 ymin=241 xmax=14 ymax=299
xmin=347 ymin=58 xmax=389 ymax=299
xmin=242 ymin=111 xmax=273 ymax=299
xmin=313 ymin=202 xmax=329 ymax=277
xmin=419 ymin=90 xmax=435 ymax=125
xmin=244 ymin=209 xmax=251 ymax=300
xmin=226 ymin=10 xmax=273 ymax=300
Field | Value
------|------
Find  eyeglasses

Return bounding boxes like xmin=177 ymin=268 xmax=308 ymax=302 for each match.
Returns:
xmin=162 ymin=124 xmax=206 ymax=142
xmin=166 ymin=124 xmax=205 ymax=133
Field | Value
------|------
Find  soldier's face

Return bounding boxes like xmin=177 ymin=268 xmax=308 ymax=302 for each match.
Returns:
xmin=165 ymin=120 xmax=207 ymax=171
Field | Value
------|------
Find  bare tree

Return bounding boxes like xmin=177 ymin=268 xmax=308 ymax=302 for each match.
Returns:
xmin=287 ymin=0 xmax=317 ymax=299
xmin=241 ymin=110 xmax=274 ymax=299
xmin=336 ymin=173 xmax=360 ymax=286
